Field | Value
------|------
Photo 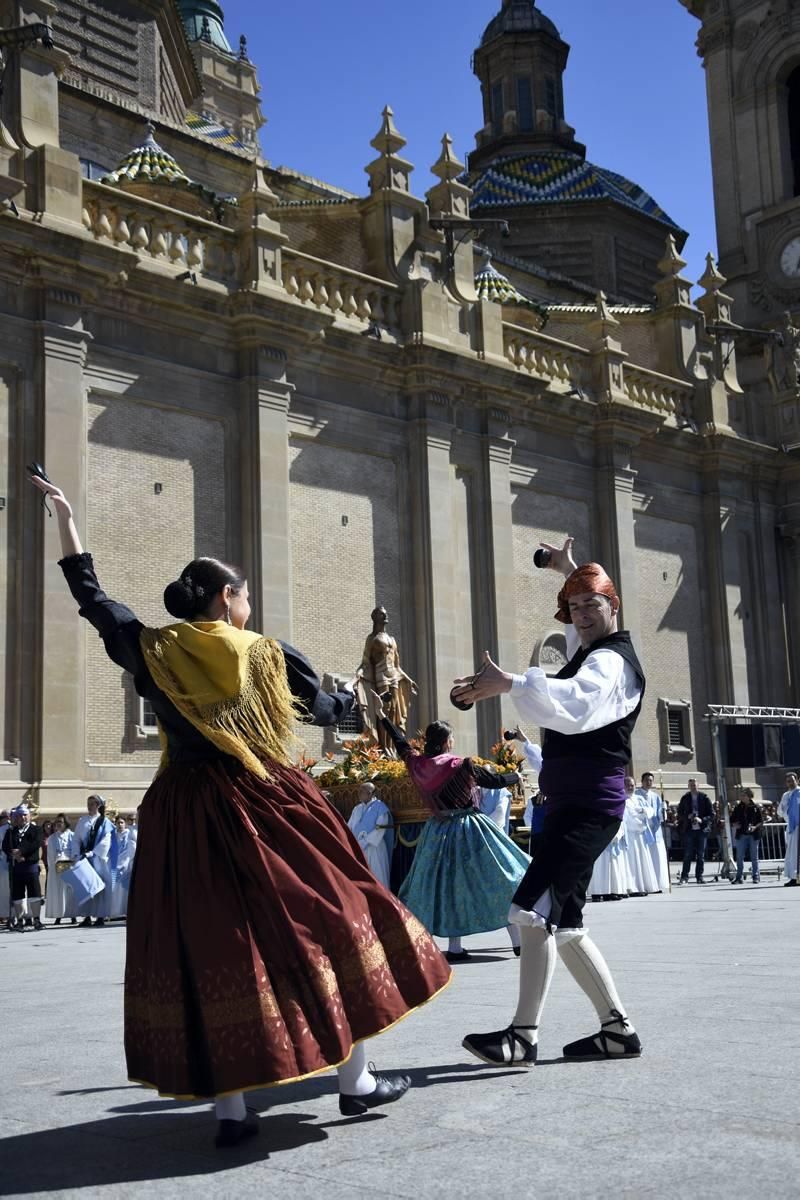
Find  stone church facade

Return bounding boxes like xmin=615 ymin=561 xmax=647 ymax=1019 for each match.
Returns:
xmin=0 ymin=0 xmax=794 ymax=815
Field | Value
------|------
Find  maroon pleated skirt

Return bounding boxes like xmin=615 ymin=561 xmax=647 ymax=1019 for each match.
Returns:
xmin=124 ymin=759 xmax=451 ymax=1098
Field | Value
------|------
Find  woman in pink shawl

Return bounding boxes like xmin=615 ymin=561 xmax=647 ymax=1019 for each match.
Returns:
xmin=374 ymin=700 xmax=531 ymax=963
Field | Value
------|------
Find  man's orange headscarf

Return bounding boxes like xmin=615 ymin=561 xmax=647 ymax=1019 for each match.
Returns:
xmin=555 ymin=562 xmax=619 ymax=624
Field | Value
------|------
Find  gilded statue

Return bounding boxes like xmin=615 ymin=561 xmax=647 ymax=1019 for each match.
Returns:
xmin=354 ymin=606 xmax=417 ymax=755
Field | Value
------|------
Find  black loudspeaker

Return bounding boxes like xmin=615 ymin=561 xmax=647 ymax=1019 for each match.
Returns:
xmin=782 ymin=725 xmax=800 ymax=768
xmin=722 ymin=725 xmax=757 ymax=768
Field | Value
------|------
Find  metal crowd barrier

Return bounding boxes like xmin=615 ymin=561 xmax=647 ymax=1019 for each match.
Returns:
xmin=666 ymin=822 xmax=787 ymax=881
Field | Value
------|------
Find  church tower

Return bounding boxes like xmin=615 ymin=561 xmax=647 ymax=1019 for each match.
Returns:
xmin=470 ymin=0 xmax=584 ymax=167
xmin=466 ymin=1 xmax=685 ymax=302
xmin=680 ymin=1 xmax=800 ymax=331
xmin=177 ymin=0 xmax=264 ymax=152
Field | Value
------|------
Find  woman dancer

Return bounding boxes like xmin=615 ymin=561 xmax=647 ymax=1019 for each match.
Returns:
xmin=373 ymin=698 xmax=530 ymax=962
xmin=32 ymin=474 xmax=450 ymax=1148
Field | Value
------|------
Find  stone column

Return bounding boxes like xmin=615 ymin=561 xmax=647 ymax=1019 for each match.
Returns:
xmin=35 ymin=287 xmax=91 ymax=802
xmin=593 ymin=427 xmax=642 ymax=646
xmin=475 ymin=404 xmax=518 ymax=747
xmin=238 ymin=344 xmax=294 ymax=640
xmin=407 ymin=392 xmax=468 ymax=735
xmin=701 ymin=464 xmax=750 ymax=706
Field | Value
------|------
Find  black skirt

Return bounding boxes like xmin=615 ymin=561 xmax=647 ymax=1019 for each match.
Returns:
xmin=512 ymin=806 xmax=620 ymax=929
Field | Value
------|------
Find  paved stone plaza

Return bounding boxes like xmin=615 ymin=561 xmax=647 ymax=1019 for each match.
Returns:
xmin=2 ymin=879 xmax=798 ymax=1199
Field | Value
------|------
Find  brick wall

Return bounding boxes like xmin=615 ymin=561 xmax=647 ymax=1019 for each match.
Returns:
xmin=85 ymin=394 xmax=226 ymax=765
xmin=288 ymin=438 xmax=403 ymax=760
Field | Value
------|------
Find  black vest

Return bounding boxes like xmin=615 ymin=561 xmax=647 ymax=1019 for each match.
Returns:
xmin=542 ymin=632 xmax=646 ymax=767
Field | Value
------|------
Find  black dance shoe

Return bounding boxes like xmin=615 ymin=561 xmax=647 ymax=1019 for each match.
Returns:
xmin=214 ymin=1108 xmax=259 ymax=1149
xmin=562 ymin=1013 xmax=642 ymax=1061
xmin=462 ymin=1024 xmax=538 ymax=1068
xmin=339 ymin=1069 xmax=411 ymax=1116
xmin=445 ymin=949 xmax=471 ymax=963
xmin=94 ymin=918 xmax=106 ymax=927
xmin=512 ymin=945 xmax=521 ymax=957
xmin=784 ymin=879 xmax=798 ymax=887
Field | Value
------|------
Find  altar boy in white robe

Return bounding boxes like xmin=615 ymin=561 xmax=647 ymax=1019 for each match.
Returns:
xmin=73 ymin=794 xmax=114 ymax=926
xmin=778 ymin=772 xmax=800 ymax=886
xmin=348 ymin=782 xmax=393 ymax=890
xmin=624 ymin=777 xmax=659 ymax=895
xmin=45 ymin=815 xmax=78 ymax=924
xmin=636 ymin=772 xmax=670 ymax=891
xmin=111 ymin=814 xmax=137 ymax=918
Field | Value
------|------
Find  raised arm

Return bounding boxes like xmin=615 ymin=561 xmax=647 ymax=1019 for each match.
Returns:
xmin=29 ymin=474 xmax=144 ymax=674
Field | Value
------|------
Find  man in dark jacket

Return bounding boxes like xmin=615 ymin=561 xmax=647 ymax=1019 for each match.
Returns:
xmin=677 ymin=779 xmax=714 ymax=885
xmin=730 ymin=788 xmax=763 ymax=884
xmin=1 ymin=804 xmax=44 ymax=930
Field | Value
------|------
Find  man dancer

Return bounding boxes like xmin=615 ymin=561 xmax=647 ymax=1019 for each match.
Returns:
xmin=1 ymin=805 xmax=44 ymax=931
xmin=452 ymin=537 xmax=643 ymax=1066
xmin=778 ymin=772 xmax=800 ymax=887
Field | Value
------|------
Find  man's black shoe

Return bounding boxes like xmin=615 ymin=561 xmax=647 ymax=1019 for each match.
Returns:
xmin=339 ymin=1070 xmax=411 ymax=1116
xmin=214 ymin=1108 xmax=259 ymax=1149
xmin=563 ymin=1014 xmax=642 ymax=1061
xmin=94 ymin=918 xmax=106 ymax=927
xmin=79 ymin=916 xmax=92 ymax=927
xmin=462 ymin=1024 xmax=538 ymax=1068
xmin=784 ymin=879 xmax=798 ymax=887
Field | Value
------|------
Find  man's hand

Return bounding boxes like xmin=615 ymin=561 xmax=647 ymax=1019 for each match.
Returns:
xmin=512 ymin=726 xmax=526 ymax=743
xmin=451 ymin=652 xmax=513 ymax=705
xmin=538 ymin=535 xmax=577 ymax=578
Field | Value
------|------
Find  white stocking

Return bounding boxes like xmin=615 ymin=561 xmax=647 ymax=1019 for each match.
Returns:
xmin=214 ymin=1092 xmax=246 ymax=1121
xmin=511 ymin=926 xmax=557 ymax=1045
xmin=447 ymin=936 xmax=463 ymax=954
xmin=336 ymin=1041 xmax=376 ymax=1097
xmin=556 ymin=930 xmax=634 ymax=1033
xmin=507 ymin=923 xmax=520 ymax=949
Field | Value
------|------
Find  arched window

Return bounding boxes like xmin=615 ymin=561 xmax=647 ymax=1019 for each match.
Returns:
xmin=788 ymin=66 xmax=800 ymax=196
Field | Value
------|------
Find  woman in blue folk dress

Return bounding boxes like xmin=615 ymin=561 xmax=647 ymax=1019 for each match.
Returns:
xmin=374 ymin=698 xmax=531 ymax=963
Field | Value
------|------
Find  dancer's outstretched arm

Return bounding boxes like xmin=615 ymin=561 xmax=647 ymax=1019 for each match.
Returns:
xmin=30 ymin=476 xmax=82 ymax=557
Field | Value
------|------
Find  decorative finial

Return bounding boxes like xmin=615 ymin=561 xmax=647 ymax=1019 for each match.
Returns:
xmin=239 ymin=34 xmax=248 ymax=61
xmin=698 ymin=251 xmax=726 ymax=294
xmin=143 ymin=121 xmax=158 ymax=148
xmin=657 ymin=233 xmax=688 ymax=278
xmin=370 ymin=105 xmax=407 ymax=156
xmin=431 ymin=133 xmax=465 ymax=183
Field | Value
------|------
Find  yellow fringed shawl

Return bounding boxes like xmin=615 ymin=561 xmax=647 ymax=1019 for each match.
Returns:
xmin=139 ymin=622 xmax=300 ymax=779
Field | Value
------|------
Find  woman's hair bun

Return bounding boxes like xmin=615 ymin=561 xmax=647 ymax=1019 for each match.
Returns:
xmin=163 ymin=578 xmax=198 ymax=619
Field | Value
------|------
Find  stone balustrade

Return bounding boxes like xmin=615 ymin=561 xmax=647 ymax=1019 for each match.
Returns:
xmin=80 ymin=181 xmax=238 ymax=285
xmin=503 ymin=322 xmax=590 ymax=389
xmin=623 ymin=364 xmax=695 ymax=417
xmin=281 ymin=250 xmax=402 ymax=333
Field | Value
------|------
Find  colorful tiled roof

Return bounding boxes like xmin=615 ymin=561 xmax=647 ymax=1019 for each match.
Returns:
xmin=467 ymin=150 xmax=682 ymax=231
xmin=185 ymin=110 xmax=248 ymax=152
xmin=102 ymin=125 xmax=190 ymax=186
xmin=475 ymin=252 xmax=547 ymax=323
xmin=101 ymin=124 xmax=233 ymax=220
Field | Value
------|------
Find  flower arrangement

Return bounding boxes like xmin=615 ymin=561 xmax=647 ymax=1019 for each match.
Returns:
xmin=294 ymin=752 xmax=318 ymax=775
xmin=489 ymin=737 xmax=525 ymax=773
xmin=314 ymin=729 xmax=524 ymax=790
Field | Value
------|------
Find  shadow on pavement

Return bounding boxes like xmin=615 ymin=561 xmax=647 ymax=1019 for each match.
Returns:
xmin=0 ymin=1110 xmax=328 ymax=1192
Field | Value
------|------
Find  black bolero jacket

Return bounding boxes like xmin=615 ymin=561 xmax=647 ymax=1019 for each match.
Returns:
xmin=59 ymin=553 xmax=355 ymax=768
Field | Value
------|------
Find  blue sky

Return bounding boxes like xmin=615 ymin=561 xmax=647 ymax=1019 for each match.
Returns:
xmin=219 ymin=1 xmax=716 ymax=288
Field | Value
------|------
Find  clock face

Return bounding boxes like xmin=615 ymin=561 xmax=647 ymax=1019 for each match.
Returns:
xmin=780 ymin=236 xmax=800 ymax=278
